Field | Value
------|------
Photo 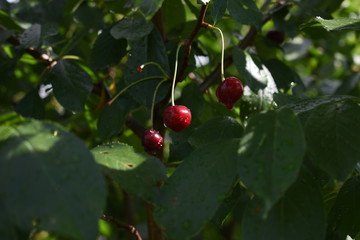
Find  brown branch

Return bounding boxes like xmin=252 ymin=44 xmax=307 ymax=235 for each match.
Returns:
xmin=199 ymin=1 xmax=289 ymax=92
xmin=146 ymin=203 xmax=164 ymax=240
xmin=177 ymin=4 xmax=209 ymax=82
xmin=101 ymin=214 xmax=142 ymax=240
xmin=0 ymin=26 xmax=54 ymax=67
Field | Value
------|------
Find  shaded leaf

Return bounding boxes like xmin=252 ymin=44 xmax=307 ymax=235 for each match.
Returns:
xmin=328 ymin=175 xmax=360 ymax=238
xmin=97 ymin=97 xmax=138 ymax=139
xmin=0 ymin=10 xmax=22 ymax=31
xmin=124 ymin=28 xmax=170 ymax=108
xmin=46 ymin=60 xmax=93 ymax=111
xmin=228 ymin=0 xmax=263 ymax=29
xmin=111 ymin=18 xmax=154 ymax=41
xmin=15 ymin=89 xmax=47 ymax=119
xmin=238 ymin=108 xmax=306 ymax=213
xmin=0 ymin=119 xmax=107 ymax=239
xmin=242 ymin=169 xmax=326 ymax=240
xmin=232 ymin=48 xmax=266 ymax=91
xmin=189 ymin=116 xmax=243 ymax=148
xmin=19 ymin=24 xmax=41 ymax=48
xmin=155 ymin=139 xmax=239 ymax=240
xmin=92 ymin=143 xmax=167 ymax=202
xmin=211 ymin=0 xmax=228 ymax=24
xmin=305 ymin=100 xmax=360 ymax=180
xmin=91 ymin=26 xmax=127 ymax=71
xmin=264 ymin=58 xmax=302 ymax=92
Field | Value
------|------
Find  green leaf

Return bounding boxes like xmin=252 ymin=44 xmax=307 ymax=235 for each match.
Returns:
xmin=211 ymin=184 xmax=249 ymax=227
xmin=305 ymin=100 xmax=360 ymax=180
xmin=124 ymin=29 xmax=170 ymax=108
xmin=0 ymin=119 xmax=107 ymax=239
xmin=97 ymin=97 xmax=138 ymax=139
xmin=90 ymin=26 xmax=127 ymax=71
xmin=0 ymin=199 xmax=19 ymax=240
xmin=163 ymin=0 xmax=186 ymax=33
xmin=211 ymin=0 xmax=228 ymax=24
xmin=19 ymin=24 xmax=41 ymax=49
xmin=281 ymin=95 xmax=357 ymax=123
xmin=242 ymin=169 xmax=326 ymax=240
xmin=232 ymin=48 xmax=266 ymax=92
xmin=189 ymin=116 xmax=243 ymax=148
xmin=228 ymin=0 xmax=263 ymax=29
xmin=329 ymin=175 xmax=360 ymax=238
xmin=92 ymin=143 xmax=167 ymax=202
xmin=155 ymin=139 xmax=239 ymax=240
xmin=46 ymin=60 xmax=93 ymax=111
xmin=137 ymin=0 xmax=165 ymax=20
xmin=110 ymin=18 xmax=154 ymax=41
xmin=315 ymin=16 xmax=360 ymax=31
xmin=0 ymin=10 xmax=22 ymax=31
xmin=264 ymin=59 xmax=302 ymax=91
xmin=14 ymin=89 xmax=46 ymax=119
xmin=238 ymin=108 xmax=306 ymax=213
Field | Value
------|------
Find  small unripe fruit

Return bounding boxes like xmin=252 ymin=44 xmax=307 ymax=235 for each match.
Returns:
xmin=142 ymin=129 xmax=164 ymax=155
xmin=265 ymin=30 xmax=285 ymax=45
xmin=163 ymin=105 xmax=192 ymax=132
xmin=216 ymin=77 xmax=244 ymax=109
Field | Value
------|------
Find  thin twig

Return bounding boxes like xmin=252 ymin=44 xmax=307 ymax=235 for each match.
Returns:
xmin=101 ymin=214 xmax=142 ymax=240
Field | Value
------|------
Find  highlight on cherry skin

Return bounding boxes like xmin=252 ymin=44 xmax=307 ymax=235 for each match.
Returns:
xmin=142 ymin=129 xmax=164 ymax=155
xmin=216 ymin=76 xmax=244 ymax=109
xmin=163 ymin=105 xmax=192 ymax=132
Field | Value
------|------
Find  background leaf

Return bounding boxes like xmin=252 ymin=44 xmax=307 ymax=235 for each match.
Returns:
xmin=110 ymin=18 xmax=154 ymax=41
xmin=155 ymin=139 xmax=239 ymax=240
xmin=242 ymin=169 xmax=326 ymax=240
xmin=305 ymin=100 xmax=360 ymax=180
xmin=0 ymin=119 xmax=107 ymax=239
xmin=328 ymin=175 xmax=360 ymax=238
xmin=315 ymin=17 xmax=360 ymax=31
xmin=238 ymin=108 xmax=306 ymax=213
xmin=188 ymin=116 xmax=243 ymax=148
xmin=46 ymin=60 xmax=93 ymax=111
xmin=90 ymin=26 xmax=127 ymax=71
xmin=211 ymin=0 xmax=228 ymax=24
xmin=228 ymin=0 xmax=263 ymax=29
xmin=92 ymin=143 xmax=167 ymax=202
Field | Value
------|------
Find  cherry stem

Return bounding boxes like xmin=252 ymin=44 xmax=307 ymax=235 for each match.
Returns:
xmin=171 ymin=43 xmax=183 ymax=106
xmin=140 ymin=61 xmax=169 ymax=78
xmin=151 ymin=78 xmax=168 ymax=129
xmin=107 ymin=76 xmax=165 ymax=105
xmin=207 ymin=25 xmax=225 ymax=81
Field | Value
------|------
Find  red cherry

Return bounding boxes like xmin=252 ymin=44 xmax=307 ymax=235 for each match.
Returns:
xmin=142 ymin=129 xmax=164 ymax=155
xmin=265 ymin=30 xmax=285 ymax=45
xmin=216 ymin=77 xmax=244 ymax=109
xmin=163 ymin=105 xmax=192 ymax=132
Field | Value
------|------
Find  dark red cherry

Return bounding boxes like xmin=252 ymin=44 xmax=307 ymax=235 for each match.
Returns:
xmin=265 ymin=30 xmax=285 ymax=45
xmin=142 ymin=129 xmax=164 ymax=155
xmin=216 ymin=77 xmax=244 ymax=109
xmin=163 ymin=105 xmax=192 ymax=132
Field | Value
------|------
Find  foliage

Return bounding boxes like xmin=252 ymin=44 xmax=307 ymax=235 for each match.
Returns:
xmin=1 ymin=0 xmax=360 ymax=239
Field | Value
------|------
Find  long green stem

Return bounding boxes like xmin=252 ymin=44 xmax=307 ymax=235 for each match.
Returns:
xmin=171 ymin=44 xmax=183 ymax=106
xmin=150 ymin=79 xmax=168 ymax=128
xmin=139 ymin=61 xmax=169 ymax=78
xmin=208 ymin=25 xmax=225 ymax=81
xmin=108 ymin=76 xmax=165 ymax=105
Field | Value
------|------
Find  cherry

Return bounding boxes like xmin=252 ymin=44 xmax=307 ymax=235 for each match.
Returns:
xmin=265 ymin=30 xmax=285 ymax=45
xmin=216 ymin=76 xmax=244 ymax=109
xmin=163 ymin=105 xmax=192 ymax=132
xmin=142 ymin=129 xmax=164 ymax=155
